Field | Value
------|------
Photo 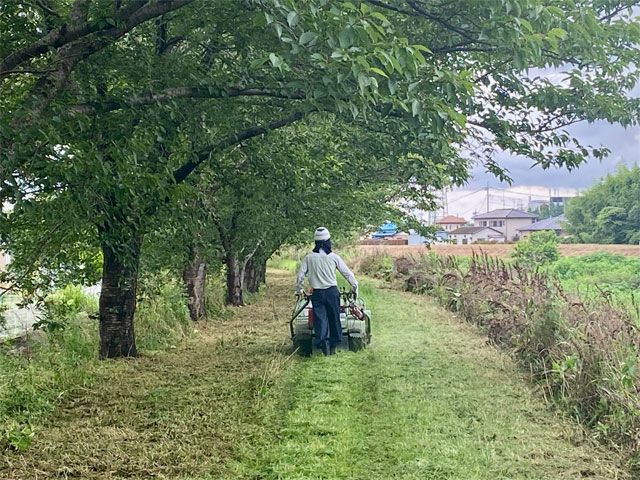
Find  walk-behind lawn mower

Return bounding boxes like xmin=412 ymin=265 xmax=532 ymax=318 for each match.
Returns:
xmin=289 ymin=288 xmax=372 ymax=356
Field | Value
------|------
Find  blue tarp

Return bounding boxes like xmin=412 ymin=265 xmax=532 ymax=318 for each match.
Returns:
xmin=372 ymin=221 xmax=398 ymax=238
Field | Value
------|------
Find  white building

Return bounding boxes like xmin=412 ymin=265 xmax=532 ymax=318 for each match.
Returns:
xmin=435 ymin=215 xmax=467 ymax=232
xmin=448 ymin=226 xmax=505 ymax=245
xmin=472 ymin=209 xmax=538 ymax=241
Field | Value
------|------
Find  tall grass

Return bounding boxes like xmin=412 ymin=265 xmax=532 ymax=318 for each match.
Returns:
xmin=358 ymin=251 xmax=640 ymax=470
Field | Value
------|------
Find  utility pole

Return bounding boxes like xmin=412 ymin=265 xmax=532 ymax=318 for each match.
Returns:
xmin=486 ymin=185 xmax=490 ymax=212
xmin=443 ymin=188 xmax=448 ymax=216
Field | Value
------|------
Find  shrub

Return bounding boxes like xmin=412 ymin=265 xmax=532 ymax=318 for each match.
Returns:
xmin=511 ymin=231 xmax=560 ymax=270
xmin=136 ymin=277 xmax=192 ymax=352
xmin=356 ymin=253 xmax=395 ymax=281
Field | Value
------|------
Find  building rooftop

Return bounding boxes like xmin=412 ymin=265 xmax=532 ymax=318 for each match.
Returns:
xmin=517 ymin=215 xmax=566 ymax=232
xmin=435 ymin=215 xmax=467 ymax=225
xmin=473 ymin=209 xmax=538 ymax=220
xmin=450 ymin=226 xmax=504 ymax=235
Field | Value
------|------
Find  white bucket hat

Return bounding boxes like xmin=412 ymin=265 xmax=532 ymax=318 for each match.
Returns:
xmin=314 ymin=227 xmax=330 ymax=241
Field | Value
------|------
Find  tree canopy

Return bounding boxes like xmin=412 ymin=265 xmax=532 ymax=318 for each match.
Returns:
xmin=565 ymin=165 xmax=640 ymax=244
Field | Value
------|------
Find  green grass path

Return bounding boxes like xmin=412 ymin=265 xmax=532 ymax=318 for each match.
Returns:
xmin=1 ymin=270 xmax=626 ymax=479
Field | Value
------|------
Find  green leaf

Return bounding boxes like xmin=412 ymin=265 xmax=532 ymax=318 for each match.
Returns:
xmin=548 ymin=27 xmax=568 ymax=39
xmin=412 ymin=44 xmax=432 ymax=54
xmin=358 ymin=72 xmax=371 ymax=92
xmin=269 ymin=53 xmax=283 ymax=68
xmin=547 ymin=6 xmax=566 ymax=18
xmin=299 ymin=31 xmax=318 ymax=46
xmin=520 ymin=18 xmax=533 ymax=33
xmin=287 ymin=11 xmax=300 ymax=28
xmin=411 ymin=99 xmax=422 ymax=117
xmin=371 ymin=12 xmax=390 ymax=24
xmin=370 ymin=67 xmax=388 ymax=78
xmin=338 ymin=26 xmax=356 ymax=48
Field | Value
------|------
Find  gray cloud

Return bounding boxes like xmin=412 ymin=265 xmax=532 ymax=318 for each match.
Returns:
xmin=467 ymin=121 xmax=640 ymax=190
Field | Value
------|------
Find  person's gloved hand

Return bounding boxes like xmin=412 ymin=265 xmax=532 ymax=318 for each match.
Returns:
xmin=350 ymin=285 xmax=358 ymax=297
xmin=295 ymin=288 xmax=303 ymax=297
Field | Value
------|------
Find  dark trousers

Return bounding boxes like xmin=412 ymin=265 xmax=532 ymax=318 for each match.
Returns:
xmin=312 ymin=286 xmax=342 ymax=348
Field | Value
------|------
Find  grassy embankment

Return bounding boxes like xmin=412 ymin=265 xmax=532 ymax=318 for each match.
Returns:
xmin=356 ymin=249 xmax=640 ymax=470
xmin=1 ymin=267 xmax=626 ymax=479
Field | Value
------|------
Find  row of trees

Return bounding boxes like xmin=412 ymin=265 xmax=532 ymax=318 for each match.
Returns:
xmin=1 ymin=0 xmax=639 ymax=357
xmin=565 ymin=165 xmax=640 ymax=244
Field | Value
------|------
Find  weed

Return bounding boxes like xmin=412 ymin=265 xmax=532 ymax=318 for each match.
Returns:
xmin=2 ymin=422 xmax=34 ymax=451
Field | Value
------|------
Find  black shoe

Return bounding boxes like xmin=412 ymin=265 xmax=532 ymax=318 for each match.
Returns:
xmin=320 ymin=342 xmax=329 ymax=356
xmin=329 ymin=345 xmax=337 ymax=355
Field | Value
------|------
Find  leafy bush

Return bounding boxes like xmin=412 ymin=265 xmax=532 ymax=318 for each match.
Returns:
xmin=34 ymin=284 xmax=99 ymax=333
xmin=0 ymin=285 xmax=98 ymax=451
xmin=511 ymin=231 xmax=560 ymax=270
xmin=135 ymin=277 xmax=193 ymax=352
xmin=356 ymin=253 xmax=396 ymax=281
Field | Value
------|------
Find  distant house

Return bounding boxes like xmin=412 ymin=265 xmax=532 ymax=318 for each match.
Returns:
xmin=517 ymin=214 xmax=566 ymax=239
xmin=449 ymin=226 xmax=505 ymax=245
xmin=435 ymin=215 xmax=467 ymax=232
xmin=472 ymin=209 xmax=538 ymax=241
xmin=408 ymin=230 xmax=449 ymax=245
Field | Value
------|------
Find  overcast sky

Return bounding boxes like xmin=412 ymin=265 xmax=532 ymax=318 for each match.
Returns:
xmin=467 ymin=120 xmax=640 ymax=190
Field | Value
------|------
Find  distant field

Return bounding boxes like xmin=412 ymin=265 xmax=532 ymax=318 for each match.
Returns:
xmin=359 ymin=243 xmax=640 ymax=259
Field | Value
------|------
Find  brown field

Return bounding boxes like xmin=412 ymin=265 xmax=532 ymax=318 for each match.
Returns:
xmin=359 ymin=243 xmax=640 ymax=259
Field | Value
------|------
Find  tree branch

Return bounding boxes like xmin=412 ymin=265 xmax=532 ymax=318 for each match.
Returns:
xmin=364 ymin=0 xmax=414 ymax=15
xmin=173 ymin=110 xmax=311 ymax=184
xmin=69 ymin=86 xmax=306 ymax=115
xmin=0 ymin=0 xmax=191 ymax=78
xmin=405 ymin=0 xmax=486 ymax=44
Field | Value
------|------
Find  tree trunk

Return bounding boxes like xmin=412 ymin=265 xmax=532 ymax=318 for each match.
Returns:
xmin=183 ymin=248 xmax=207 ymax=321
xmin=244 ymin=255 xmax=260 ymax=294
xmin=226 ymin=253 xmax=244 ymax=306
xmin=258 ymin=257 xmax=267 ymax=285
xmin=245 ymin=256 xmax=267 ymax=293
xmin=99 ymin=235 xmax=142 ymax=359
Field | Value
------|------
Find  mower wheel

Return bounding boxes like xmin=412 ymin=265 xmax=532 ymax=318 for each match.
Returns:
xmin=294 ymin=337 xmax=312 ymax=357
xmin=348 ymin=335 xmax=364 ymax=352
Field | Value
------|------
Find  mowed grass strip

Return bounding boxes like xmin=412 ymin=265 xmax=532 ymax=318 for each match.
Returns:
xmin=2 ymin=270 xmax=628 ymax=479
xmin=236 ymin=280 xmax=627 ymax=480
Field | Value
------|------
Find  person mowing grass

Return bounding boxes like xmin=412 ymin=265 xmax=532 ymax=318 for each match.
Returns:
xmin=295 ymin=227 xmax=358 ymax=356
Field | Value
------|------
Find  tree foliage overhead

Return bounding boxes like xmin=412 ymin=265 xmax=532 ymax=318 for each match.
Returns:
xmin=565 ymin=165 xmax=640 ymax=244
